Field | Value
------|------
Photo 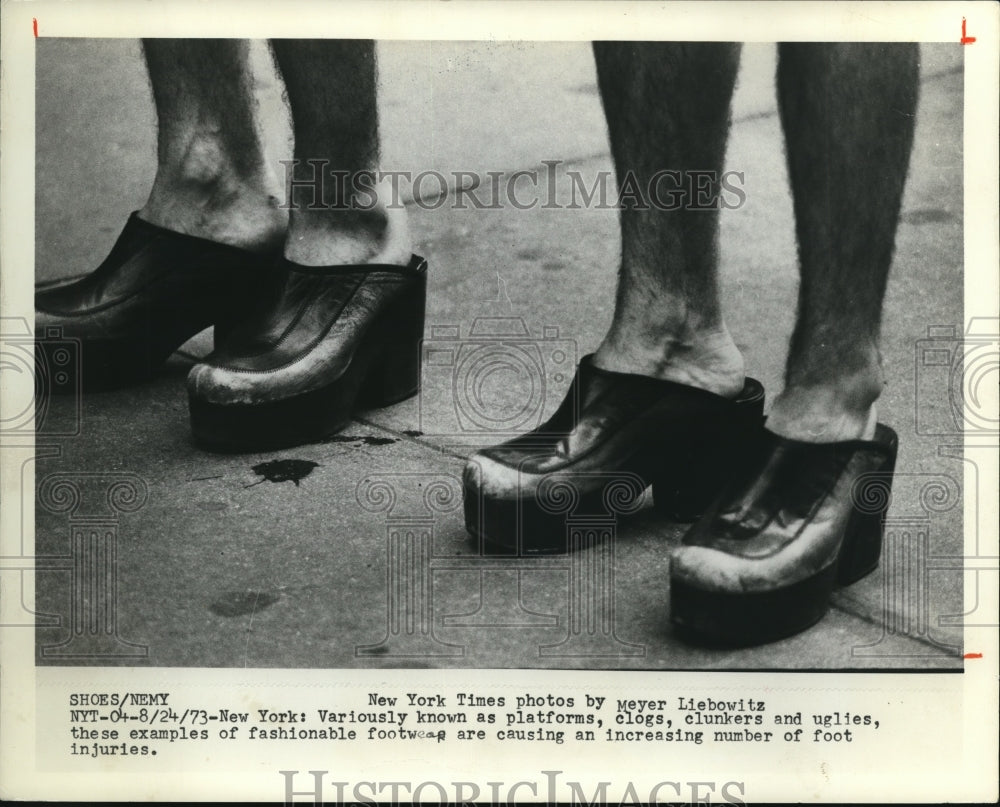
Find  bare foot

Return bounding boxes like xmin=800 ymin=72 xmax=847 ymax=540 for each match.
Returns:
xmin=282 ymin=178 xmax=413 ymax=267
xmin=766 ymin=386 xmax=879 ymax=442
xmin=592 ymin=324 xmax=746 ymax=398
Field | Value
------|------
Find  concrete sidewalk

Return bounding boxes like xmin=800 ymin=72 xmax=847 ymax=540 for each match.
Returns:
xmin=32 ymin=40 xmax=966 ymax=669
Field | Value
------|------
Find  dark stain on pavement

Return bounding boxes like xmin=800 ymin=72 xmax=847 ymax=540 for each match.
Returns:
xmin=210 ymin=590 xmax=281 ymax=617
xmin=362 ymin=436 xmax=397 ymax=446
xmin=403 ymin=429 xmax=424 ymax=437
xmin=246 ymin=459 xmax=319 ymax=487
xmin=516 ymin=247 xmax=545 ymax=261
xmin=901 ymin=208 xmax=955 ymax=225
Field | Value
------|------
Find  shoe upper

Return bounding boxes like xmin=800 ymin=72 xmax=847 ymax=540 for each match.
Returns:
xmin=671 ymin=424 xmax=898 ymax=592
xmin=35 ymin=212 xmax=275 ymax=341
xmin=466 ymin=355 xmax=765 ymax=498
xmin=186 ymin=255 xmax=426 ymax=405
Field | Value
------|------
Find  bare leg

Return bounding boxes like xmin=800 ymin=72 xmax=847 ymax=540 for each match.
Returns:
xmin=767 ymin=43 xmax=919 ymax=442
xmin=139 ymin=39 xmax=287 ymax=252
xmin=591 ymin=42 xmax=745 ymax=397
xmin=269 ymin=40 xmax=411 ymax=266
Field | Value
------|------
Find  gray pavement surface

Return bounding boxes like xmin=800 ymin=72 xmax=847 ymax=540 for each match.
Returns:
xmin=33 ymin=40 xmax=965 ymax=669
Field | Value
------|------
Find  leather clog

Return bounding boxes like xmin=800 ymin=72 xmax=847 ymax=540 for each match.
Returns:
xmin=187 ymin=254 xmax=427 ymax=451
xmin=670 ymin=423 xmax=898 ymax=646
xmin=35 ymin=213 xmax=279 ymax=390
xmin=463 ymin=355 xmax=766 ymax=554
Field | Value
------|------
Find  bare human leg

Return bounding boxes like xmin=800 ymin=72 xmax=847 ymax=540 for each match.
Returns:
xmin=186 ymin=40 xmax=422 ymax=450
xmin=668 ymin=44 xmax=919 ymax=646
xmin=139 ymin=39 xmax=287 ymax=252
xmin=591 ymin=41 xmax=745 ymax=398
xmin=767 ymin=43 xmax=920 ymax=442
xmin=269 ymin=39 xmax=411 ymax=267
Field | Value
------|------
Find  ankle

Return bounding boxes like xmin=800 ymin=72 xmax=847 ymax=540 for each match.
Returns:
xmin=592 ymin=324 xmax=745 ymax=398
xmin=283 ymin=178 xmax=413 ymax=267
xmin=769 ymin=353 xmax=884 ymax=441
xmin=766 ymin=387 xmax=879 ymax=442
xmin=141 ymin=138 xmax=287 ymax=252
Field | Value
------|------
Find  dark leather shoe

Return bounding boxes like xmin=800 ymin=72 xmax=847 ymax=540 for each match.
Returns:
xmin=35 ymin=213 xmax=278 ymax=389
xmin=463 ymin=355 xmax=766 ymax=554
xmin=187 ymin=254 xmax=427 ymax=451
xmin=669 ymin=423 xmax=898 ymax=646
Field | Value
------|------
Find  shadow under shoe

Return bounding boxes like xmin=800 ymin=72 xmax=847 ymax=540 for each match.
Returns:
xmin=187 ymin=254 xmax=427 ymax=452
xmin=35 ymin=213 xmax=279 ymax=391
xmin=669 ymin=423 xmax=898 ymax=647
xmin=463 ymin=354 xmax=766 ymax=555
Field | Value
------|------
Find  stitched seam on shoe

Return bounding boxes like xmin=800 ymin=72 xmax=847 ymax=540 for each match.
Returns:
xmin=735 ymin=450 xmax=856 ymax=561
xmin=215 ymin=272 xmax=339 ymax=363
xmin=211 ymin=274 xmax=410 ymax=376
xmin=556 ymin=383 xmax=725 ymax=468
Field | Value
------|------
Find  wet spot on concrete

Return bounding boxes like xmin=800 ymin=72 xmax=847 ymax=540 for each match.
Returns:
xmin=516 ymin=247 xmax=544 ymax=261
xmin=210 ymin=590 xmax=280 ymax=617
xmin=246 ymin=459 xmax=319 ymax=487
xmin=362 ymin=435 xmax=397 ymax=446
xmin=542 ymin=260 xmax=566 ymax=271
xmin=902 ymin=208 xmax=955 ymax=225
xmin=403 ymin=429 xmax=424 ymax=437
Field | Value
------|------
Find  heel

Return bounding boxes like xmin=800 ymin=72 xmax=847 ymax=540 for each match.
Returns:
xmin=837 ymin=444 xmax=896 ymax=585
xmin=357 ymin=270 xmax=426 ymax=408
xmin=652 ymin=378 xmax=765 ymax=521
